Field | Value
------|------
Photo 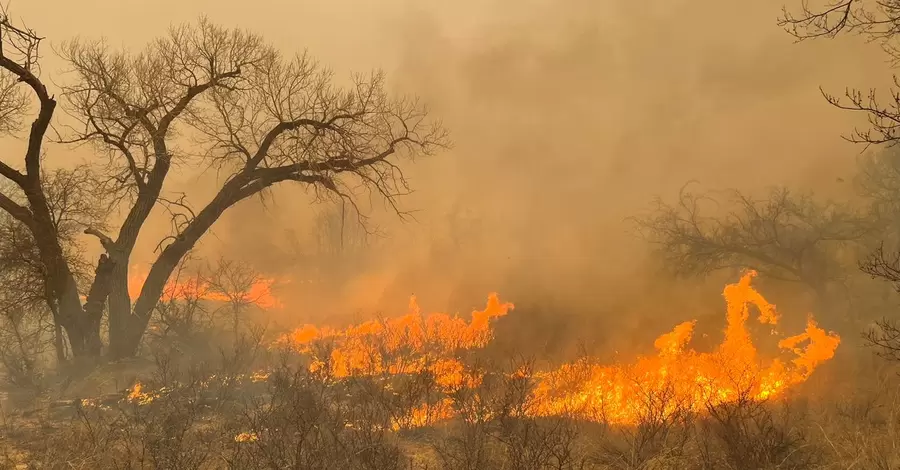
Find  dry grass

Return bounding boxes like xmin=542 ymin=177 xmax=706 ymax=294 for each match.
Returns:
xmin=0 ymin=342 xmax=895 ymax=470
xmin=0 ymin=309 xmax=891 ymax=470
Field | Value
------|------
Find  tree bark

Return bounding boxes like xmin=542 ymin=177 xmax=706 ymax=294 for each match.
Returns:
xmin=29 ymin=223 xmax=102 ymax=358
xmin=110 ymin=179 xmax=249 ymax=358
xmin=106 ymin=264 xmax=134 ymax=359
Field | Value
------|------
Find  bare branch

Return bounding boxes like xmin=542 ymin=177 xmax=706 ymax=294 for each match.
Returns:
xmin=779 ymin=1 xmax=857 ymax=39
xmin=634 ymin=183 xmax=871 ymax=289
xmin=56 ymin=16 xmax=273 ymax=207
xmin=84 ymin=227 xmax=114 ymax=252
xmin=0 ymin=193 xmax=30 ymax=226
xmin=0 ymin=11 xmax=54 ymax=182
xmin=780 ymin=0 xmax=900 ymax=145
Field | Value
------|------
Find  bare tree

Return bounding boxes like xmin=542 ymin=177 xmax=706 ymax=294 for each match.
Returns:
xmin=779 ymin=1 xmax=900 ymax=146
xmin=146 ymin=252 xmax=215 ymax=348
xmin=311 ymin=204 xmax=372 ymax=259
xmin=779 ymin=4 xmax=900 ymax=341
xmin=203 ymin=257 xmax=267 ymax=335
xmin=858 ymin=243 xmax=900 ymax=359
xmin=0 ymin=14 xmax=447 ymax=360
xmin=635 ymin=184 xmax=871 ymax=321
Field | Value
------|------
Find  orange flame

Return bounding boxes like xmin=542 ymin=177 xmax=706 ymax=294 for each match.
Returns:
xmin=273 ymin=293 xmax=513 ymax=389
xmin=527 ymin=271 xmax=840 ymax=424
xmin=273 ymin=271 xmax=840 ymax=428
xmin=127 ymin=266 xmax=283 ymax=309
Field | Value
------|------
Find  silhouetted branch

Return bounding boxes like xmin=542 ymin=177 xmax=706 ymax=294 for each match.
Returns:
xmin=635 ymin=183 xmax=871 ymax=289
xmin=780 ymin=0 xmax=900 ymax=145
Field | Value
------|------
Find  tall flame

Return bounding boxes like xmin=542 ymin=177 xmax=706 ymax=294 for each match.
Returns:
xmin=527 ymin=271 xmax=840 ymax=424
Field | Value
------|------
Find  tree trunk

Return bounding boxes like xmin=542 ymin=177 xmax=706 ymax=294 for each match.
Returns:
xmin=106 ymin=263 xmax=134 ymax=359
xmin=60 ymin=320 xmax=102 ymax=358
xmin=109 ymin=258 xmax=182 ymax=359
xmin=111 ymin=180 xmax=251 ymax=357
xmin=42 ymin=284 xmax=68 ymax=365
xmin=44 ymin=278 xmax=102 ymax=359
xmin=23 ymin=182 xmax=106 ymax=359
xmin=53 ymin=320 xmax=66 ymax=365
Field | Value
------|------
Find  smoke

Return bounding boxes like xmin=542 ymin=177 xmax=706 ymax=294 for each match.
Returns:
xmin=11 ymin=0 xmax=896 ymax=354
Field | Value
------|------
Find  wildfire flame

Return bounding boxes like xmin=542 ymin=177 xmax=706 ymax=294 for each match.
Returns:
xmin=120 ymin=271 xmax=840 ymax=432
xmin=273 ymin=293 xmax=513 ymax=389
xmin=127 ymin=266 xmax=282 ymax=309
xmin=527 ymin=271 xmax=840 ymax=424
xmin=273 ymin=270 xmax=840 ymax=428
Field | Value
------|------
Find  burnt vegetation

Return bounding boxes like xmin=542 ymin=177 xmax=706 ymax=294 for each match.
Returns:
xmin=2 ymin=1 xmax=900 ymax=469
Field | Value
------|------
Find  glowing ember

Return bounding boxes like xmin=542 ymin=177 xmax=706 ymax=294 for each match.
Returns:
xmin=125 ymin=381 xmax=160 ymax=405
xmin=234 ymin=432 xmax=259 ymax=443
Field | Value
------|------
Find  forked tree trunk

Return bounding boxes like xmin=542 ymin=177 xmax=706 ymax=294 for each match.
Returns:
xmin=109 ymin=252 xmax=189 ymax=359
xmin=106 ymin=180 xmax=248 ymax=359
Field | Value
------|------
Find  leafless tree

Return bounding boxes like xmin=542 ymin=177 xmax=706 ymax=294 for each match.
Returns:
xmin=0 ymin=212 xmax=59 ymax=366
xmin=0 ymin=12 xmax=120 ymax=359
xmin=146 ymin=253 xmax=215 ymax=348
xmin=0 ymin=13 xmax=447 ymax=360
xmin=311 ymin=204 xmax=373 ymax=259
xmin=780 ymin=0 xmax=900 ymax=146
xmin=203 ymin=257 xmax=267 ymax=335
xmin=635 ymin=184 xmax=871 ymax=320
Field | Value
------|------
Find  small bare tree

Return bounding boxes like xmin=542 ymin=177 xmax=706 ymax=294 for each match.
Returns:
xmin=0 ymin=210 xmax=57 ymax=359
xmin=0 ymin=13 xmax=447 ymax=360
xmin=855 ymin=147 xmax=900 ymax=251
xmin=857 ymin=244 xmax=900 ymax=360
xmin=146 ymin=254 xmax=214 ymax=348
xmin=203 ymin=257 xmax=267 ymax=336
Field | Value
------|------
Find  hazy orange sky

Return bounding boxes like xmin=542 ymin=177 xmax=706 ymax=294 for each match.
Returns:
xmin=5 ymin=0 xmax=895 ymax=347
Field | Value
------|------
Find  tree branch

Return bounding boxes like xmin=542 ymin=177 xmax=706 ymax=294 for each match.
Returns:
xmin=0 ymin=190 xmax=33 ymax=227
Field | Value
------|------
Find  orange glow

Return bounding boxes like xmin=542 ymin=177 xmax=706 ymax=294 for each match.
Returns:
xmin=127 ymin=266 xmax=283 ymax=309
xmin=273 ymin=271 xmax=840 ymax=428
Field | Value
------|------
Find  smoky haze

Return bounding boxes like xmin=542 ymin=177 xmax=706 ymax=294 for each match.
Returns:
xmin=11 ymin=0 xmax=892 ymax=356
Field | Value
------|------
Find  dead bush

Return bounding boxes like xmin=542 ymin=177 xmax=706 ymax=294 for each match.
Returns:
xmin=591 ymin=379 xmax=694 ymax=470
xmin=698 ymin=392 xmax=818 ymax=470
xmin=223 ymin=363 xmax=411 ymax=470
